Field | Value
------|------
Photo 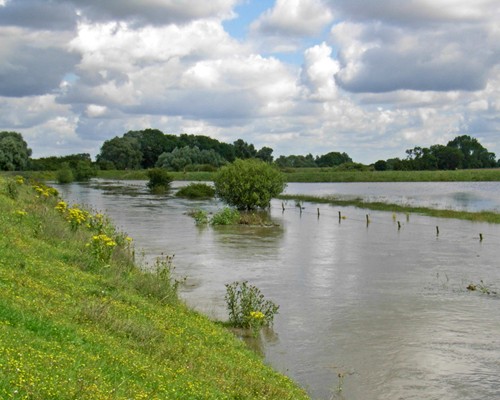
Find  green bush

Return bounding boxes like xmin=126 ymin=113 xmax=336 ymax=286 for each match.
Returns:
xmin=225 ymin=281 xmax=279 ymax=335
xmin=210 ymin=207 xmax=240 ymax=225
xmin=56 ymin=164 xmax=74 ymax=184
xmin=214 ymin=159 xmax=286 ymax=210
xmin=175 ymin=183 xmax=215 ymax=199
xmin=147 ymin=168 xmax=173 ymax=194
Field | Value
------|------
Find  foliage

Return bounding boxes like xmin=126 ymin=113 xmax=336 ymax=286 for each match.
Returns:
xmin=124 ymin=129 xmax=171 ymax=169
xmin=146 ymin=168 xmax=173 ymax=194
xmin=175 ymin=183 xmax=215 ymax=199
xmin=316 ymin=151 xmax=352 ymax=167
xmin=447 ymin=134 xmax=497 ymax=168
xmin=225 ymin=281 xmax=279 ymax=334
xmin=56 ymin=163 xmax=74 ymax=184
xmin=156 ymin=145 xmax=226 ymax=171
xmin=0 ymin=131 xmax=32 ymax=171
xmin=0 ymin=176 xmax=309 ymax=400
xmin=189 ymin=208 xmax=210 ymax=225
xmin=30 ymin=153 xmax=93 ymax=171
xmin=96 ymin=136 xmax=142 ymax=170
xmin=210 ymin=207 xmax=241 ymax=225
xmin=275 ymin=153 xmax=317 ymax=168
xmin=214 ymin=159 xmax=287 ymax=210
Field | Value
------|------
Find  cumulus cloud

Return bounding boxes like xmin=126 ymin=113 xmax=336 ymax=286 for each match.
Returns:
xmin=0 ymin=28 xmax=80 ymax=97
xmin=329 ymin=0 xmax=500 ymax=93
xmin=1 ymin=0 xmax=500 ymax=163
xmin=251 ymin=0 xmax=333 ymax=37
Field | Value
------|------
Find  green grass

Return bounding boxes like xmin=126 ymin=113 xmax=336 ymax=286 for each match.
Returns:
xmin=280 ymin=168 xmax=500 ymax=182
xmin=278 ymin=194 xmax=500 ymax=224
xmin=0 ymin=176 xmax=309 ymax=400
xmin=4 ymin=167 xmax=500 ymax=183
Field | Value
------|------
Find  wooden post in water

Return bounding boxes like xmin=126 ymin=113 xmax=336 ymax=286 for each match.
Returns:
xmin=317 ymin=208 xmax=320 ymax=218
xmin=479 ymin=233 xmax=483 ymax=242
xmin=366 ymin=214 xmax=370 ymax=226
xmin=436 ymin=226 xmax=439 ymax=236
xmin=397 ymin=221 xmax=401 ymax=230
xmin=338 ymin=211 xmax=342 ymax=223
xmin=282 ymin=202 xmax=285 ymax=212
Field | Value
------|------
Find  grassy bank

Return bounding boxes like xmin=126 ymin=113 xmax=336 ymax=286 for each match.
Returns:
xmin=0 ymin=176 xmax=309 ymax=399
xmin=4 ymin=167 xmax=500 ymax=183
xmin=280 ymin=168 xmax=500 ymax=182
xmin=96 ymin=167 xmax=500 ymax=182
xmin=278 ymin=194 xmax=500 ymax=224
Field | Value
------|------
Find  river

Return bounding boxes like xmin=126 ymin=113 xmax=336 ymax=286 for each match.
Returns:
xmin=54 ymin=180 xmax=500 ymax=400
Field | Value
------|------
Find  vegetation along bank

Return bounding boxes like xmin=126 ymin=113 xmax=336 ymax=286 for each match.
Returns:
xmin=0 ymin=175 xmax=309 ymax=400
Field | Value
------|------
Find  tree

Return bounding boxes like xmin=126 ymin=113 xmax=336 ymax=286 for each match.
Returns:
xmin=124 ymin=129 xmax=170 ymax=168
xmin=0 ymin=131 xmax=32 ymax=171
xmin=429 ymin=145 xmax=463 ymax=170
xmin=96 ymin=136 xmax=142 ymax=170
xmin=214 ymin=159 xmax=287 ymax=210
xmin=316 ymin=151 xmax=352 ymax=167
xmin=156 ymin=146 xmax=226 ymax=171
xmin=447 ymin=135 xmax=496 ymax=169
xmin=233 ymin=139 xmax=257 ymax=159
xmin=256 ymin=146 xmax=274 ymax=163
xmin=374 ymin=160 xmax=387 ymax=171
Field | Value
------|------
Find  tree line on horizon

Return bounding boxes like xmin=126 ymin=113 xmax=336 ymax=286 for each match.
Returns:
xmin=1 ymin=129 xmax=499 ymax=174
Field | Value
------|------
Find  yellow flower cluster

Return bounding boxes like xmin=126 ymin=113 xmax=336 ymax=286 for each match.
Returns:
xmin=66 ymin=207 xmax=89 ymax=230
xmin=91 ymin=234 xmax=117 ymax=248
xmin=54 ymin=201 xmax=67 ymax=213
xmin=33 ymin=184 xmax=58 ymax=198
xmin=250 ymin=311 xmax=265 ymax=320
xmin=15 ymin=210 xmax=28 ymax=217
xmin=15 ymin=175 xmax=24 ymax=184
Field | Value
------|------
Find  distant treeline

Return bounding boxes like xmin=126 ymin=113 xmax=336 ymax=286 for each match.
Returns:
xmin=374 ymin=135 xmax=498 ymax=171
xmin=93 ymin=129 xmax=354 ymax=171
xmin=1 ymin=129 xmax=499 ymax=174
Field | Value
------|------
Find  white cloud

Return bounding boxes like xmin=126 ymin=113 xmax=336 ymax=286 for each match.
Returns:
xmin=251 ymin=0 xmax=333 ymax=37
xmin=1 ymin=0 xmax=500 ymax=164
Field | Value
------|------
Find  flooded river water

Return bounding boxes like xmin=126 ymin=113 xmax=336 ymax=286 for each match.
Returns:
xmin=54 ymin=180 xmax=500 ymax=400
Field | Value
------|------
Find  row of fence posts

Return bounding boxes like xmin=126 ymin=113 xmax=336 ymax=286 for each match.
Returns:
xmin=280 ymin=201 xmax=485 ymax=242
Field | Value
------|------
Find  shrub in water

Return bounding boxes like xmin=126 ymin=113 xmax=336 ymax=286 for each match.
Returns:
xmin=210 ymin=207 xmax=240 ymax=225
xmin=175 ymin=183 xmax=215 ymax=199
xmin=214 ymin=159 xmax=286 ymax=210
xmin=225 ymin=281 xmax=279 ymax=335
xmin=147 ymin=168 xmax=173 ymax=194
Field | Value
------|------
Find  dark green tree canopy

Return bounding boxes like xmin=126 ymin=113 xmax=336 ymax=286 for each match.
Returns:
xmin=447 ymin=135 xmax=496 ymax=169
xmin=0 ymin=131 xmax=32 ymax=171
xmin=96 ymin=136 xmax=142 ymax=170
xmin=315 ymin=151 xmax=352 ymax=167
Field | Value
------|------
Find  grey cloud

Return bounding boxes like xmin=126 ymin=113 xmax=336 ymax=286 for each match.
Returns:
xmin=335 ymin=46 xmax=489 ymax=93
xmin=0 ymin=0 xmax=77 ymax=30
xmin=0 ymin=46 xmax=80 ymax=97
xmin=65 ymin=0 xmax=235 ymax=26
xmin=326 ymin=0 xmax=491 ymax=26
xmin=127 ymin=88 xmax=259 ymax=121
xmin=1 ymin=0 xmax=235 ymax=30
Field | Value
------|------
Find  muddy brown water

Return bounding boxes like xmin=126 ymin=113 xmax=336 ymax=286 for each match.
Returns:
xmin=54 ymin=180 xmax=500 ymax=400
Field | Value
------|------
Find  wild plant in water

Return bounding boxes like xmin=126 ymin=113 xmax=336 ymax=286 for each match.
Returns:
xmin=210 ymin=207 xmax=240 ymax=225
xmin=225 ymin=281 xmax=279 ymax=335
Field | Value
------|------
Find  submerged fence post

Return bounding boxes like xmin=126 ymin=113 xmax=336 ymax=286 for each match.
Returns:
xmin=338 ymin=211 xmax=341 ymax=223
xmin=317 ymin=208 xmax=320 ymax=218
xmin=397 ymin=221 xmax=401 ymax=230
xmin=479 ymin=233 xmax=483 ymax=242
xmin=366 ymin=214 xmax=370 ymax=226
xmin=282 ymin=202 xmax=285 ymax=212
xmin=436 ymin=226 xmax=439 ymax=236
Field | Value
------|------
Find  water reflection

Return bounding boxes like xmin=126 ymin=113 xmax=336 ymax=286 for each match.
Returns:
xmin=53 ymin=180 xmax=500 ymax=400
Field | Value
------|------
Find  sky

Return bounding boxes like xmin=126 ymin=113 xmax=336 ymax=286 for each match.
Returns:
xmin=1 ymin=0 xmax=499 ymax=164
